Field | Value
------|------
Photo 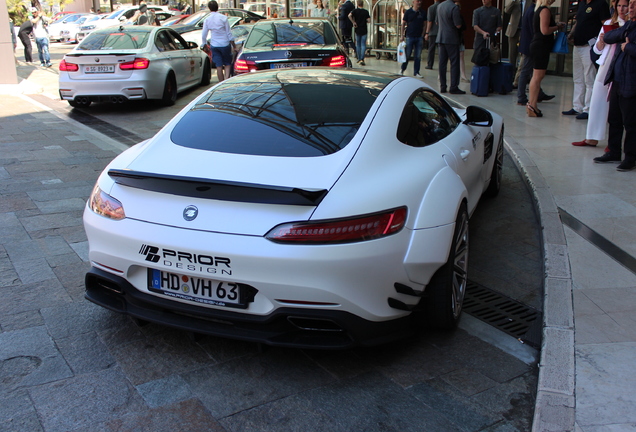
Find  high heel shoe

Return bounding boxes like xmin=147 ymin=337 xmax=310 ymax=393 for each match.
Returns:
xmin=526 ymin=104 xmax=543 ymax=117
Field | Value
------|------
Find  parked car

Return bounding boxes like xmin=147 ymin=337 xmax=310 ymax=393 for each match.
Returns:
xmin=59 ymin=14 xmax=97 ymax=43
xmin=233 ymin=18 xmax=351 ymax=74
xmin=169 ymin=8 xmax=264 ymax=34
xmin=76 ymin=13 xmax=109 ymax=43
xmin=79 ymin=5 xmax=173 ymax=34
xmin=83 ymin=68 xmax=504 ymax=348
xmin=47 ymin=13 xmax=89 ymax=42
xmin=58 ymin=25 xmax=210 ymax=107
xmin=179 ymin=16 xmax=242 ymax=46
xmin=161 ymin=14 xmax=190 ymax=26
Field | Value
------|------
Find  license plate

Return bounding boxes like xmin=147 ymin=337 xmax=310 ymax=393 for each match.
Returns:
xmin=147 ymin=269 xmax=247 ymax=309
xmin=271 ymin=62 xmax=307 ymax=69
xmin=84 ymin=65 xmax=115 ymax=74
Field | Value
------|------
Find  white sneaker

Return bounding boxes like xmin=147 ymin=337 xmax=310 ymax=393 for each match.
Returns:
xmin=414 ymin=73 xmax=422 ymax=78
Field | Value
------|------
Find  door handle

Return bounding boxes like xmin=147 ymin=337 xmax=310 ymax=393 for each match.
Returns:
xmin=460 ymin=150 xmax=470 ymax=161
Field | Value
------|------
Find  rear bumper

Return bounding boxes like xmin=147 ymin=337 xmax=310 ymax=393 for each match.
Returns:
xmin=85 ymin=267 xmax=414 ymax=349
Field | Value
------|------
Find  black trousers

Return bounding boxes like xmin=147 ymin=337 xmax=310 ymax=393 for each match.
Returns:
xmin=18 ymin=31 xmax=32 ymax=63
xmin=607 ymin=81 xmax=636 ymax=161
xmin=426 ymin=34 xmax=437 ymax=68
xmin=438 ymin=43 xmax=459 ymax=91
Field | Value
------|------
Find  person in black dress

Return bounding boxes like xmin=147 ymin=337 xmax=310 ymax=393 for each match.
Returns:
xmin=527 ymin=0 xmax=565 ymax=116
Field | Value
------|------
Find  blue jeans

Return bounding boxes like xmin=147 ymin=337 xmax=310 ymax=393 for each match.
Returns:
xmin=401 ymin=36 xmax=423 ymax=75
xmin=355 ymin=34 xmax=367 ymax=61
xmin=35 ymin=37 xmax=50 ymax=65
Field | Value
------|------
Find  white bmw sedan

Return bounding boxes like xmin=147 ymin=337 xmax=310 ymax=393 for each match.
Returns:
xmin=59 ymin=25 xmax=211 ymax=108
xmin=84 ymin=68 xmax=504 ymax=349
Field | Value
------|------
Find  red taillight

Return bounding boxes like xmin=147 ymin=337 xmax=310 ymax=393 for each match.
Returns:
xmin=59 ymin=59 xmax=79 ymax=72
xmin=325 ymin=55 xmax=347 ymax=67
xmin=265 ymin=207 xmax=407 ymax=244
xmin=119 ymin=58 xmax=150 ymax=70
xmin=234 ymin=59 xmax=257 ymax=74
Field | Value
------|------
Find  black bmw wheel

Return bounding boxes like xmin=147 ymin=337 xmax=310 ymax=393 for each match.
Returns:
xmin=161 ymin=74 xmax=177 ymax=106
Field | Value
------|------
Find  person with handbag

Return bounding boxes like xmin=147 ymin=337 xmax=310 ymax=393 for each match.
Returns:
xmin=399 ymin=0 xmax=427 ymax=77
xmin=572 ymin=0 xmax=628 ymax=148
xmin=472 ymin=0 xmax=502 ymax=66
xmin=527 ymin=0 xmax=565 ymax=117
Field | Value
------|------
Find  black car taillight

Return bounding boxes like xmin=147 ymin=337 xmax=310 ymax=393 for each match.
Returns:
xmin=265 ymin=207 xmax=407 ymax=244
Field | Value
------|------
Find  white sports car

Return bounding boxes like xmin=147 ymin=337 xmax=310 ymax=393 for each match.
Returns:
xmin=59 ymin=25 xmax=210 ymax=108
xmin=84 ymin=68 xmax=504 ymax=348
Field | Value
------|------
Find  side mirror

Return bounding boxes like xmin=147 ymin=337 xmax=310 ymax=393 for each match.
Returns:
xmin=463 ymin=105 xmax=493 ymax=127
xmin=188 ymin=41 xmax=198 ymax=49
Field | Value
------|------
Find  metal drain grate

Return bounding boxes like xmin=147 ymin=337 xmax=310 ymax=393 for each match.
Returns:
xmin=464 ymin=281 xmax=542 ymax=349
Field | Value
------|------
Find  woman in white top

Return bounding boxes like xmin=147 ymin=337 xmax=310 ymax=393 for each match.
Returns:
xmin=311 ymin=0 xmax=328 ymax=17
xmin=571 ymin=0 xmax=627 ymax=148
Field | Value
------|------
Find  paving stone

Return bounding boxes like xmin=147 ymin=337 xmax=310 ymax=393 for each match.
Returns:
xmin=0 ymin=326 xmax=73 ymax=390
xmin=0 ymin=389 xmax=44 ymax=432
xmin=409 ymin=377 xmax=502 ymax=431
xmin=0 ymin=310 xmax=44 ymax=332
xmin=221 ymin=371 xmax=459 ymax=432
xmin=183 ymin=348 xmax=334 ymax=418
xmin=55 ymin=331 xmax=117 ymax=375
xmin=40 ymin=300 xmax=127 ymax=339
xmin=96 ymin=399 xmax=225 ymax=432
xmin=19 ymin=212 xmax=83 ymax=233
xmin=108 ymin=330 xmax=215 ymax=386
xmin=5 ymin=237 xmax=74 ymax=263
xmin=11 ymin=258 xmax=57 ymax=284
xmin=136 ymin=374 xmax=193 ymax=408
xmin=28 ymin=367 xmax=146 ymax=432
xmin=0 ymin=278 xmax=72 ymax=316
xmin=440 ymin=367 xmax=498 ymax=397
xmin=0 ymin=213 xmax=30 ymax=243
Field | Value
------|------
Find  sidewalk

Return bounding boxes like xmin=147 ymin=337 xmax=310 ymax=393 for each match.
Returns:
xmin=3 ymin=57 xmax=636 ymax=431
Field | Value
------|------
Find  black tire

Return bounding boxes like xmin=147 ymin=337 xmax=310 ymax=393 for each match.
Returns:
xmin=375 ymin=52 xmax=381 ymax=59
xmin=484 ymin=130 xmax=504 ymax=198
xmin=200 ymin=59 xmax=211 ymax=86
xmin=161 ymin=74 xmax=177 ymax=106
xmin=425 ymin=203 xmax=469 ymax=330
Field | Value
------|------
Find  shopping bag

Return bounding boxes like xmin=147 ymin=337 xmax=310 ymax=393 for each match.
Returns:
xmin=489 ymin=40 xmax=501 ymax=64
xmin=552 ymin=31 xmax=568 ymax=54
xmin=397 ymin=41 xmax=406 ymax=63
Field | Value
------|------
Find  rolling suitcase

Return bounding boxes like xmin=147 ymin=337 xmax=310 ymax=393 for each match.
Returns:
xmin=490 ymin=62 xmax=514 ymax=95
xmin=470 ymin=65 xmax=490 ymax=97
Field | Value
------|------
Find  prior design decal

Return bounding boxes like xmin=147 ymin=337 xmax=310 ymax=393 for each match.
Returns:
xmin=139 ymin=244 xmax=232 ymax=275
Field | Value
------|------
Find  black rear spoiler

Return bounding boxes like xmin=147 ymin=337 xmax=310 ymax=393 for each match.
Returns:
xmin=108 ymin=169 xmax=327 ymax=206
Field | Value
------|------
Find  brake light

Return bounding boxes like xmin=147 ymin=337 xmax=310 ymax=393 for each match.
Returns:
xmin=266 ymin=207 xmax=407 ymax=244
xmin=59 ymin=59 xmax=79 ymax=72
xmin=325 ymin=55 xmax=346 ymax=67
xmin=119 ymin=58 xmax=150 ymax=70
xmin=234 ymin=59 xmax=257 ymax=74
xmin=89 ymin=185 xmax=125 ymax=220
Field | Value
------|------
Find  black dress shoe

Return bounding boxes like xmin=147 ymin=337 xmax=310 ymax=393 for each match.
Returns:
xmin=440 ymin=87 xmax=447 ymax=93
xmin=562 ymin=109 xmax=579 ymax=115
xmin=593 ymin=153 xmax=621 ymax=163
xmin=538 ymin=94 xmax=555 ymax=102
xmin=425 ymin=66 xmax=433 ymax=70
xmin=449 ymin=89 xmax=466 ymax=94
xmin=517 ymin=99 xmax=528 ymax=105
xmin=617 ymin=159 xmax=636 ymax=171
xmin=576 ymin=112 xmax=589 ymax=120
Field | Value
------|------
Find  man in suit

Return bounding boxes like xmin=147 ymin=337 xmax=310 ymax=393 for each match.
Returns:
xmin=436 ymin=0 xmax=465 ymax=93
xmin=504 ymin=0 xmax=522 ymax=70
xmin=425 ymin=0 xmax=442 ymax=69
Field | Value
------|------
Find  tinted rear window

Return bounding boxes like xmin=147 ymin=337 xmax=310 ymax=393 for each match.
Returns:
xmin=170 ymin=70 xmax=393 ymax=157
xmin=78 ymin=29 xmax=151 ymax=50
xmin=245 ymin=21 xmax=338 ymax=48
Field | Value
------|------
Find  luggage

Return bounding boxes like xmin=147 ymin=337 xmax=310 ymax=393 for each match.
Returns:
xmin=490 ymin=62 xmax=514 ymax=95
xmin=470 ymin=65 xmax=490 ymax=97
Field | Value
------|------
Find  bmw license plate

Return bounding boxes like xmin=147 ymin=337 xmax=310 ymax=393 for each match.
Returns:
xmin=271 ymin=62 xmax=307 ymax=69
xmin=147 ymin=269 xmax=247 ymax=309
xmin=84 ymin=65 xmax=115 ymax=74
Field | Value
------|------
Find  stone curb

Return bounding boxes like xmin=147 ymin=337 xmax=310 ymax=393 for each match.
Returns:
xmin=504 ymin=136 xmax=576 ymax=432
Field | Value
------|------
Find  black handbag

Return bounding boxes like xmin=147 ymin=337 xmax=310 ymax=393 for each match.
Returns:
xmin=472 ymin=37 xmax=490 ymax=67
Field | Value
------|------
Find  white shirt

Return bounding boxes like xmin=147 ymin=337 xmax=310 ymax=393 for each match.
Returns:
xmin=201 ymin=12 xmax=234 ymax=48
xmin=32 ymin=16 xmax=48 ymax=39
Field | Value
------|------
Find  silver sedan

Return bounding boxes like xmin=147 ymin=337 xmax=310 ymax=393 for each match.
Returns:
xmin=59 ymin=26 xmax=211 ymax=108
